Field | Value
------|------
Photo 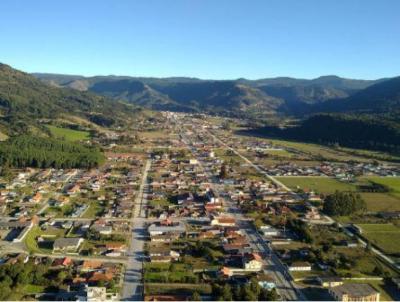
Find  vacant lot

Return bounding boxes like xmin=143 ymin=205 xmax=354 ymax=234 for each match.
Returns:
xmin=47 ymin=125 xmax=90 ymax=141
xmin=276 ymin=176 xmax=357 ymax=194
xmin=356 ymin=223 xmax=400 ymax=255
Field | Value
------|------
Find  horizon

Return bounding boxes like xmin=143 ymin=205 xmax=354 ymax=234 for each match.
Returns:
xmin=3 ymin=63 xmax=392 ymax=82
xmin=1 ymin=0 xmax=399 ymax=80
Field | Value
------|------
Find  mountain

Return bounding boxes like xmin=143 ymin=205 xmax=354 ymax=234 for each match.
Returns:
xmin=252 ymin=77 xmax=400 ymax=152
xmin=33 ymin=73 xmax=382 ymax=117
xmin=314 ymin=76 xmax=400 ymax=114
xmin=0 ymin=63 xmax=139 ymax=136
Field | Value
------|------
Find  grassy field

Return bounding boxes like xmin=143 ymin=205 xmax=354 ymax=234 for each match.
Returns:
xmin=363 ymin=177 xmax=400 ymax=198
xmin=358 ymin=192 xmax=400 ymax=212
xmin=47 ymin=125 xmax=90 ymax=141
xmin=356 ymin=223 xmax=400 ymax=255
xmin=276 ymin=176 xmax=357 ymax=194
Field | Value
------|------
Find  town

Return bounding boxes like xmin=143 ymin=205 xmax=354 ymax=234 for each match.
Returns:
xmin=0 ymin=112 xmax=399 ymax=301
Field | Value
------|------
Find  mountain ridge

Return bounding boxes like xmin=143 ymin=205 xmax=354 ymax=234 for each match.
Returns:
xmin=33 ymin=72 xmax=385 ymax=117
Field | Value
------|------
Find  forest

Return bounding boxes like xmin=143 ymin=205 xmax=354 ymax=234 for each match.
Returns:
xmin=0 ymin=135 xmax=104 ymax=169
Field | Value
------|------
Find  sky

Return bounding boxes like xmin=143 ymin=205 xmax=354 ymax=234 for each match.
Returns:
xmin=0 ymin=0 xmax=399 ymax=80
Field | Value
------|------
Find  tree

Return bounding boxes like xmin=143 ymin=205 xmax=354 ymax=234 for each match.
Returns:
xmin=260 ymin=288 xmax=279 ymax=301
xmin=221 ymin=284 xmax=233 ymax=301
xmin=191 ymin=291 xmax=202 ymax=301
xmin=323 ymin=191 xmax=366 ymax=216
xmin=219 ymin=163 xmax=228 ymax=179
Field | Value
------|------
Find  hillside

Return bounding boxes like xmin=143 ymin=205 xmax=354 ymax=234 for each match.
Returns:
xmin=251 ymin=77 xmax=400 ymax=153
xmin=33 ymin=73 xmax=382 ymax=117
xmin=0 ymin=63 xmax=139 ymax=136
xmin=314 ymin=76 xmax=400 ymax=114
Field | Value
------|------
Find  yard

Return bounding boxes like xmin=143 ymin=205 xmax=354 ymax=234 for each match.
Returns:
xmin=24 ymin=226 xmax=67 ymax=253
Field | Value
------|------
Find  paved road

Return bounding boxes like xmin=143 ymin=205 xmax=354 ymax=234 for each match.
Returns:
xmin=121 ymin=159 xmax=151 ymax=301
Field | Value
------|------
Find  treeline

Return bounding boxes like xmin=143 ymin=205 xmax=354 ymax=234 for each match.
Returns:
xmin=0 ymin=135 xmax=104 ymax=169
xmin=211 ymin=278 xmax=278 ymax=301
xmin=252 ymin=114 xmax=400 ymax=153
xmin=323 ymin=191 xmax=366 ymax=216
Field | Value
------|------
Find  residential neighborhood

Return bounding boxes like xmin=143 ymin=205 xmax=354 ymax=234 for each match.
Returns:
xmin=0 ymin=112 xmax=399 ymax=301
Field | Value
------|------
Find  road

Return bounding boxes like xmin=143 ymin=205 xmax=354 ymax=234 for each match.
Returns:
xmin=122 ymin=159 xmax=151 ymax=301
xmin=178 ymin=124 xmax=304 ymax=301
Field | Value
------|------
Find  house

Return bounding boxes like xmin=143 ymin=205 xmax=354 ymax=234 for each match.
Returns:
xmin=52 ymin=257 xmax=73 ymax=267
xmin=148 ymin=221 xmax=186 ymax=237
xmin=211 ymin=216 xmax=236 ymax=227
xmin=329 ymin=283 xmax=380 ymax=302
xmin=243 ymin=253 xmax=263 ymax=271
xmin=53 ymin=237 xmax=84 ymax=254
xmin=288 ymin=261 xmax=312 ymax=271
xmin=260 ymin=225 xmax=281 ymax=237
xmin=81 ymin=260 xmax=103 ymax=272
xmin=317 ymin=276 xmax=343 ymax=288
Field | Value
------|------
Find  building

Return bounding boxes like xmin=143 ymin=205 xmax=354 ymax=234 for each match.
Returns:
xmin=148 ymin=221 xmax=186 ymax=237
xmin=317 ymin=276 xmax=343 ymax=288
xmin=329 ymin=283 xmax=380 ymax=302
xmin=288 ymin=261 xmax=312 ymax=271
xmin=53 ymin=237 xmax=84 ymax=254
xmin=211 ymin=216 xmax=236 ymax=227
xmin=243 ymin=253 xmax=263 ymax=271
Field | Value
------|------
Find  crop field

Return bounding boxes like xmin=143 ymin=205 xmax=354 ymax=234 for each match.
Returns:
xmin=356 ymin=223 xmax=400 ymax=255
xmin=47 ymin=125 xmax=90 ymax=141
xmin=276 ymin=176 xmax=357 ymax=194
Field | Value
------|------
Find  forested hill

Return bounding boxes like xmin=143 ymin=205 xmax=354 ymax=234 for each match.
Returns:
xmin=311 ymin=76 xmax=400 ymax=114
xmin=33 ymin=72 xmax=383 ymax=117
xmin=0 ymin=63 xmax=138 ymax=136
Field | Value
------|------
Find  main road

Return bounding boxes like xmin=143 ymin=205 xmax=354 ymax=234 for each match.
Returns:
xmin=121 ymin=159 xmax=151 ymax=301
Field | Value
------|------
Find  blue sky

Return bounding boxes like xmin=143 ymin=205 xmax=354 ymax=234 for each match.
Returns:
xmin=0 ymin=0 xmax=399 ymax=79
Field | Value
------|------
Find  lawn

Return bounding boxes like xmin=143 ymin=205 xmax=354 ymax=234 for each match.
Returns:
xmin=46 ymin=125 xmax=90 ymax=141
xmin=276 ymin=176 xmax=357 ymax=194
xmin=24 ymin=226 xmax=67 ymax=253
xmin=356 ymin=223 xmax=400 ymax=255
xmin=81 ymin=201 xmax=105 ymax=218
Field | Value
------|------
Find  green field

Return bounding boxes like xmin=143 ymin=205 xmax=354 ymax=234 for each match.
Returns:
xmin=363 ymin=177 xmax=400 ymax=198
xmin=47 ymin=125 xmax=90 ymax=141
xmin=359 ymin=192 xmax=400 ymax=212
xmin=276 ymin=176 xmax=357 ymax=194
xmin=356 ymin=223 xmax=400 ymax=255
